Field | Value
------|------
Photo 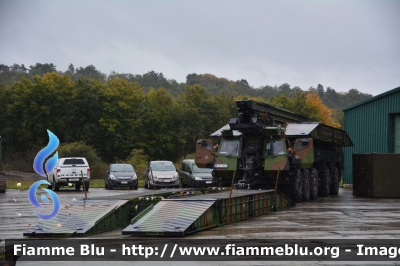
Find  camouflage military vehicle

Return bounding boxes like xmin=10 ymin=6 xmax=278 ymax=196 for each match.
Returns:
xmin=195 ymin=100 xmax=353 ymax=203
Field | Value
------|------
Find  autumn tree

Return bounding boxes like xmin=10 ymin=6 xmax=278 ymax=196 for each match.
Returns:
xmin=301 ymin=93 xmax=340 ymax=128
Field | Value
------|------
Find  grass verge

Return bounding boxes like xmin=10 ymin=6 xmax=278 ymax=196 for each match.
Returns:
xmin=6 ymin=179 xmax=144 ymax=190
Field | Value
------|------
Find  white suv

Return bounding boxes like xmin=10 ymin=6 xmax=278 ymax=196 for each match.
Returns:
xmin=47 ymin=157 xmax=90 ymax=191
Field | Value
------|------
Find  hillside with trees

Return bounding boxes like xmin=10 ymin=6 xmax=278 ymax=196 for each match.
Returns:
xmin=0 ymin=63 xmax=373 ymax=173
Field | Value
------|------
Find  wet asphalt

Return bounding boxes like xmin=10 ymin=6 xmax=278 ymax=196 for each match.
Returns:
xmin=1 ymin=187 xmax=400 ymax=265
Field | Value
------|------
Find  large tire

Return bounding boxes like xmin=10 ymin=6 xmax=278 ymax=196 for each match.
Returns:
xmin=53 ymin=176 xmax=60 ymax=191
xmin=318 ymin=166 xmax=331 ymax=197
xmin=302 ymin=169 xmax=310 ymax=201
xmin=293 ymin=169 xmax=303 ymax=203
xmin=84 ymin=182 xmax=89 ymax=191
xmin=330 ymin=167 xmax=340 ymax=195
xmin=309 ymin=168 xmax=318 ymax=200
xmin=75 ymin=183 xmax=81 ymax=191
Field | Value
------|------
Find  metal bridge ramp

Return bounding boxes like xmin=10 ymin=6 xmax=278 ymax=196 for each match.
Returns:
xmin=23 ymin=199 xmax=130 ymax=237
xmin=122 ymin=199 xmax=217 ymax=236
xmin=123 ymin=189 xmax=294 ymax=236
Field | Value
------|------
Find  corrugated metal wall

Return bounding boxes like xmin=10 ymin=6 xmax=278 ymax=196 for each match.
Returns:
xmin=343 ymin=87 xmax=400 ymax=184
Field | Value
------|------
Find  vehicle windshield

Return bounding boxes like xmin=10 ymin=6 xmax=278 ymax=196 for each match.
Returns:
xmin=218 ymin=140 xmax=239 ymax=157
xmin=111 ymin=164 xmax=134 ymax=172
xmin=150 ymin=162 xmax=175 ymax=171
xmin=265 ymin=140 xmax=286 ymax=156
xmin=192 ymin=164 xmax=212 ymax=173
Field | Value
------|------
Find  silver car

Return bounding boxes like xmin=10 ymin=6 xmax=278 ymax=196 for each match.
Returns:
xmin=144 ymin=161 xmax=179 ymax=189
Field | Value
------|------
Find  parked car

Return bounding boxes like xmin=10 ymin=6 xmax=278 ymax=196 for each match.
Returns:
xmin=47 ymin=157 xmax=90 ymax=191
xmin=105 ymin=163 xmax=138 ymax=190
xmin=144 ymin=161 xmax=179 ymax=189
xmin=180 ymin=159 xmax=213 ymax=188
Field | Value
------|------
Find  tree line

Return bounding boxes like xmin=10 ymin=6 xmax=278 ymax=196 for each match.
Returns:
xmin=0 ymin=63 xmax=373 ymax=166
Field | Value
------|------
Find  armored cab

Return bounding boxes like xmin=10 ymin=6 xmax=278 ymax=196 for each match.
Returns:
xmin=195 ymin=100 xmax=353 ymax=203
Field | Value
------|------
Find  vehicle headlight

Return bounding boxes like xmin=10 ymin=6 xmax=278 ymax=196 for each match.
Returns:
xmin=150 ymin=175 xmax=158 ymax=180
xmin=173 ymin=173 xmax=178 ymax=179
xmin=132 ymin=174 xmax=137 ymax=179
xmin=195 ymin=177 xmax=202 ymax=181
xmin=110 ymin=174 xmax=116 ymax=180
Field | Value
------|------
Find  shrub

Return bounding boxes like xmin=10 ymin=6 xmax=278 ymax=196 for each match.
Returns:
xmin=3 ymin=146 xmax=40 ymax=173
xmin=124 ymin=149 xmax=149 ymax=175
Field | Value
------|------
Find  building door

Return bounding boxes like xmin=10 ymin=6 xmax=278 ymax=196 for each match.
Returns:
xmin=395 ymin=114 xmax=400 ymax=153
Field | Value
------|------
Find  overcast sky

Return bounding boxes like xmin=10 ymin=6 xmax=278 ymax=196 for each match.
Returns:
xmin=1 ymin=0 xmax=399 ymax=96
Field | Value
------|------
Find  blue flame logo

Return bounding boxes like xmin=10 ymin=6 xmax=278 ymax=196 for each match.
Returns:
xmin=29 ymin=130 xmax=60 ymax=220
xmin=28 ymin=180 xmax=61 ymax=220
xmin=33 ymin=130 xmax=59 ymax=177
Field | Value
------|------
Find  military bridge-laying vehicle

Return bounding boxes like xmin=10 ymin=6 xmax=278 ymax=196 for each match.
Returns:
xmin=195 ymin=100 xmax=353 ymax=203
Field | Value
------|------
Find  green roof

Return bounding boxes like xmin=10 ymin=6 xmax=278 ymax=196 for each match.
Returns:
xmin=342 ymin=86 xmax=400 ymax=112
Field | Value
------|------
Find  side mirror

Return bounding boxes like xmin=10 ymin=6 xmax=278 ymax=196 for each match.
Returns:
xmin=176 ymin=169 xmax=178 ymax=173
xmin=302 ymin=138 xmax=310 ymax=146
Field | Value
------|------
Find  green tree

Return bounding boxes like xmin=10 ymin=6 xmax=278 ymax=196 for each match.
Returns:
xmin=97 ymin=78 xmax=145 ymax=162
xmin=140 ymin=87 xmax=182 ymax=161
xmin=0 ymin=73 xmax=76 ymax=154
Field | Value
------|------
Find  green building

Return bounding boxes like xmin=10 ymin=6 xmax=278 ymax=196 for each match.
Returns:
xmin=342 ymin=86 xmax=400 ymax=184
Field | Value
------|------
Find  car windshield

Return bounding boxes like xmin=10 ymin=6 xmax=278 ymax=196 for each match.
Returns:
xmin=192 ymin=164 xmax=212 ymax=173
xmin=219 ymin=140 xmax=239 ymax=156
xmin=150 ymin=162 xmax=175 ymax=171
xmin=111 ymin=164 xmax=134 ymax=172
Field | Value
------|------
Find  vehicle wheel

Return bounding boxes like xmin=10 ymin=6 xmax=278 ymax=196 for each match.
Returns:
xmin=47 ymin=184 xmax=52 ymax=189
xmin=84 ymin=182 xmax=89 ymax=191
xmin=309 ymin=168 xmax=318 ymax=200
xmin=109 ymin=184 xmax=113 ymax=190
xmin=53 ymin=176 xmax=59 ymax=191
xmin=330 ymin=167 xmax=340 ymax=195
xmin=105 ymin=183 xmax=108 ymax=189
xmin=191 ymin=179 xmax=196 ymax=188
xmin=302 ymin=169 xmax=310 ymax=201
xmin=318 ymin=166 xmax=331 ymax=197
xmin=75 ymin=183 xmax=81 ymax=191
xmin=181 ymin=178 xmax=185 ymax=188
xmin=292 ymin=169 xmax=303 ymax=203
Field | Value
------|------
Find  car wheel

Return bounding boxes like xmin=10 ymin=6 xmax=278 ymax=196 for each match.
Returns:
xmin=105 ymin=182 xmax=108 ymax=189
xmin=53 ymin=176 xmax=59 ymax=191
xmin=75 ymin=183 xmax=81 ymax=191
xmin=84 ymin=182 xmax=90 ymax=191
xmin=191 ymin=179 xmax=196 ymax=188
